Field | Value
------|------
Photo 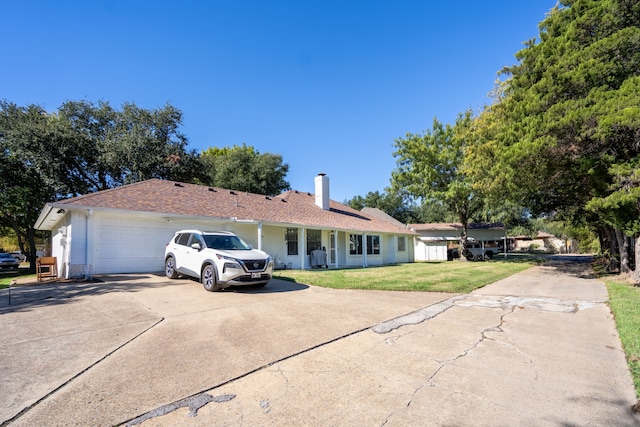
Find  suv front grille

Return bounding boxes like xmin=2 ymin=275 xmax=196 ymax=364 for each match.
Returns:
xmin=240 ymin=259 xmax=267 ymax=272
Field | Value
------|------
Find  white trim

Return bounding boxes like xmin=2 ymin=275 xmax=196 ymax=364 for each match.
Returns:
xmin=418 ymin=236 xmax=459 ymax=242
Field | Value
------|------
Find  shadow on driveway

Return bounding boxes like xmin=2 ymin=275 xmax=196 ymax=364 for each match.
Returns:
xmin=0 ymin=274 xmax=308 ymax=313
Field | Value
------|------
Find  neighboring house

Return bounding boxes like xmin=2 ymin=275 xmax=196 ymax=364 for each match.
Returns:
xmin=512 ymin=232 xmax=572 ymax=253
xmin=409 ymin=223 xmax=506 ymax=261
xmin=34 ymin=174 xmax=416 ymax=279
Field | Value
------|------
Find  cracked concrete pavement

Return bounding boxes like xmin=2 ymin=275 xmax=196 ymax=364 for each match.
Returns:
xmin=2 ymin=256 xmax=639 ymax=426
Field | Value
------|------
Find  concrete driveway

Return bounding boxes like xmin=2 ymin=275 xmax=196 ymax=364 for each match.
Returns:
xmin=1 ymin=256 xmax=638 ymax=426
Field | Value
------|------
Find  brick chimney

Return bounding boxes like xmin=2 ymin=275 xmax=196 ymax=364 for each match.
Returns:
xmin=314 ymin=173 xmax=330 ymax=210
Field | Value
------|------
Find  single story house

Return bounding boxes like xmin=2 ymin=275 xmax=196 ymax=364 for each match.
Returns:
xmin=34 ymin=174 xmax=417 ymax=279
xmin=409 ymin=222 xmax=506 ymax=261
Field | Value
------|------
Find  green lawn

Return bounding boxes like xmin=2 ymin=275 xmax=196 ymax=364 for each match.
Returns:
xmin=0 ymin=269 xmax=34 ymax=289
xmin=274 ymin=257 xmax=539 ymax=293
xmin=591 ymin=260 xmax=640 ymax=398
xmin=603 ymin=278 xmax=640 ymax=397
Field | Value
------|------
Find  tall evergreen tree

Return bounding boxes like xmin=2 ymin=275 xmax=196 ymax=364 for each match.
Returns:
xmin=469 ymin=0 xmax=640 ymax=272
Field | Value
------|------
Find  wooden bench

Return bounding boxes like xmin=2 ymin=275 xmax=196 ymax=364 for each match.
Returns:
xmin=36 ymin=256 xmax=58 ymax=282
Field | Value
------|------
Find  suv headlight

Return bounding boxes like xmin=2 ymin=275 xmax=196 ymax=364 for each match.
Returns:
xmin=216 ymin=254 xmax=242 ymax=270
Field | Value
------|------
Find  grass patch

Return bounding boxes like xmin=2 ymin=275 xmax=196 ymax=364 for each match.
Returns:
xmin=603 ymin=277 xmax=640 ymax=397
xmin=274 ymin=257 xmax=538 ymax=294
xmin=0 ymin=269 xmax=35 ymax=289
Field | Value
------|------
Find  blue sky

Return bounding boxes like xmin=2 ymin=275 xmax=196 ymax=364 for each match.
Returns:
xmin=2 ymin=1 xmax=556 ymax=202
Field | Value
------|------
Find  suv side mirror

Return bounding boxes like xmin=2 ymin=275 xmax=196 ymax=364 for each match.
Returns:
xmin=191 ymin=242 xmax=202 ymax=251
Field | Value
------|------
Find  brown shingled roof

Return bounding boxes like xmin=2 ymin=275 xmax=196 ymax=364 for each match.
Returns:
xmin=56 ymin=179 xmax=416 ymax=235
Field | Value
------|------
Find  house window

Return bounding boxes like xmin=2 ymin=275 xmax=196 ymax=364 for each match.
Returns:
xmin=397 ymin=236 xmax=406 ymax=252
xmin=350 ymin=234 xmax=362 ymax=255
xmin=349 ymin=234 xmax=381 ymax=255
xmin=306 ymin=229 xmax=321 ymax=255
xmin=286 ymin=228 xmax=298 ymax=255
xmin=367 ymin=235 xmax=380 ymax=255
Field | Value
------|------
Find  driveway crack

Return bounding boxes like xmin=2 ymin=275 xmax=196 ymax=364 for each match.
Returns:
xmin=1 ymin=317 xmax=164 ymax=427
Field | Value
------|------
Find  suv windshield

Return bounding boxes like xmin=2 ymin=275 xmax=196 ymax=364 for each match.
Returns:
xmin=203 ymin=234 xmax=252 ymax=250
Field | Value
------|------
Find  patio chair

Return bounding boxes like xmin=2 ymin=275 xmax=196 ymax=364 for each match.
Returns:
xmin=36 ymin=256 xmax=58 ymax=282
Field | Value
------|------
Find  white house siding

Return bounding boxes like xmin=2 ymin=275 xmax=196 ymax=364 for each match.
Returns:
xmin=45 ymin=211 xmax=415 ymax=277
xmin=395 ymin=235 xmax=413 ymax=264
xmin=68 ymin=212 xmax=89 ymax=278
xmin=382 ymin=235 xmax=395 ymax=264
xmin=259 ymin=225 xmax=286 ymax=266
xmin=50 ymin=219 xmax=70 ymax=277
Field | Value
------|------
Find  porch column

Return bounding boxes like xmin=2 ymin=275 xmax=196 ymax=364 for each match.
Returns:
xmin=363 ymin=233 xmax=368 ymax=268
xmin=300 ymin=228 xmax=306 ymax=269
xmin=257 ymin=222 xmax=263 ymax=251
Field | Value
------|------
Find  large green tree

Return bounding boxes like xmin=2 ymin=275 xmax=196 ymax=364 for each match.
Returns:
xmin=200 ymin=144 xmax=290 ymax=196
xmin=0 ymin=102 xmax=59 ymax=266
xmin=469 ymin=0 xmax=640 ymax=271
xmin=392 ymin=110 xmax=484 ymax=258
xmin=0 ymin=100 xmax=202 ymax=268
xmin=344 ymin=189 xmax=424 ymax=224
xmin=58 ymin=100 xmax=202 ymax=191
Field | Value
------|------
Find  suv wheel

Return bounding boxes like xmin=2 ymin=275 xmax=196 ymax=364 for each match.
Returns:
xmin=165 ymin=256 xmax=178 ymax=279
xmin=202 ymin=264 xmax=221 ymax=292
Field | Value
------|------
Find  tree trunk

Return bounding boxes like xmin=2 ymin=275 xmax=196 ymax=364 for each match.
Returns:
xmin=632 ymin=236 xmax=640 ymax=284
xmin=606 ymin=226 xmax=617 ymax=257
xmin=459 ymin=224 xmax=470 ymax=262
xmin=19 ymin=226 xmax=39 ymax=273
xmin=615 ymin=228 xmax=630 ymax=274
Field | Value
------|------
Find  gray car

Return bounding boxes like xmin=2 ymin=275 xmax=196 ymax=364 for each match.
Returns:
xmin=0 ymin=252 xmax=20 ymax=270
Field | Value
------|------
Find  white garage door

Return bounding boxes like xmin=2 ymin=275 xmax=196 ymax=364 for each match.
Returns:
xmin=93 ymin=215 xmax=175 ymax=274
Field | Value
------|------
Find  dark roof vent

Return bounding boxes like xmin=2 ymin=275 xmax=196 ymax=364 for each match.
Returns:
xmin=208 ymin=188 xmax=216 ymax=192
xmin=230 ymin=190 xmax=237 ymax=195
xmin=265 ymin=196 xmax=271 ymax=200
xmin=174 ymin=183 xmax=184 ymax=187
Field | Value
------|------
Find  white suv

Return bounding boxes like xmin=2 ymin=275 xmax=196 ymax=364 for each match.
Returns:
xmin=164 ymin=230 xmax=274 ymax=291
xmin=462 ymin=243 xmax=495 ymax=261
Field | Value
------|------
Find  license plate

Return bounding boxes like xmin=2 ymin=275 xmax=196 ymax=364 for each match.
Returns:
xmin=251 ymin=273 xmax=261 ymax=278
